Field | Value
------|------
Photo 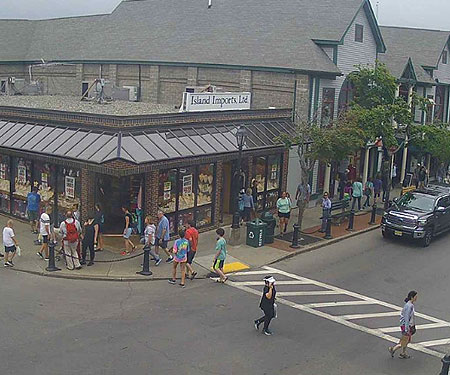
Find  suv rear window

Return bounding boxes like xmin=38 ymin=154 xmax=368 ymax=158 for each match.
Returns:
xmin=397 ymin=193 xmax=436 ymax=212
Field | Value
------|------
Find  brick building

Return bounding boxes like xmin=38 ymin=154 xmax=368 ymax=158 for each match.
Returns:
xmin=0 ymin=105 xmax=293 ymax=233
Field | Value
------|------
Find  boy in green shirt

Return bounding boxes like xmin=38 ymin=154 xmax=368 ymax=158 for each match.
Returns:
xmin=212 ymin=227 xmax=227 ymax=283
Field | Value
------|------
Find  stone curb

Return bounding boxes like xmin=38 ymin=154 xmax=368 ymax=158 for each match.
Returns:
xmin=8 ymin=225 xmax=380 ymax=282
xmin=267 ymin=224 xmax=381 ymax=265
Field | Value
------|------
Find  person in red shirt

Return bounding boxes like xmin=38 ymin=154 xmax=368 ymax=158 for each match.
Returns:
xmin=185 ymin=220 xmax=199 ymax=280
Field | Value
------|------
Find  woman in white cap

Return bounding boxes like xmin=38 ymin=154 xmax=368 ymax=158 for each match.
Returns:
xmin=254 ymin=275 xmax=277 ymax=335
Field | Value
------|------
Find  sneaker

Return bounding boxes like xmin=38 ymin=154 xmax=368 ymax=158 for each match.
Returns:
xmin=87 ymin=261 xmax=94 ymax=266
xmin=4 ymin=261 xmax=11 ymax=267
xmin=168 ymin=279 xmax=176 ymax=284
xmin=75 ymin=266 xmax=82 ymax=270
xmin=0 ymin=253 xmax=4 ymax=258
xmin=179 ymin=283 xmax=185 ymax=288
xmin=8 ymin=261 xmax=14 ymax=267
xmin=254 ymin=320 xmax=260 ymax=331
xmin=190 ymin=271 xmax=198 ymax=281
xmin=37 ymin=252 xmax=44 ymax=259
xmin=44 ymin=258 xmax=49 ymax=261
xmin=166 ymin=257 xmax=174 ymax=264
xmin=155 ymin=258 xmax=162 ymax=267
xmin=263 ymin=329 xmax=273 ymax=336
xmin=80 ymin=260 xmax=86 ymax=265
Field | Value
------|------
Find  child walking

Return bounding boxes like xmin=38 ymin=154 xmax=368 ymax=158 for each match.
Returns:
xmin=168 ymin=229 xmax=190 ymax=288
xmin=212 ymin=228 xmax=228 ymax=283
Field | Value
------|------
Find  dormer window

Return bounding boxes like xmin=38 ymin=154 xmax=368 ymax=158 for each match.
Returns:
xmin=355 ymin=24 xmax=364 ymax=43
xmin=443 ymin=51 xmax=448 ymax=64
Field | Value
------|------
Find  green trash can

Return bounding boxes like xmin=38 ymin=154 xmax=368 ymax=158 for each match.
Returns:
xmin=246 ymin=219 xmax=267 ymax=248
xmin=260 ymin=211 xmax=276 ymax=244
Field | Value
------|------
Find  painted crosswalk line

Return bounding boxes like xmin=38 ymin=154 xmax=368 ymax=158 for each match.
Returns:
xmin=228 ymin=265 xmax=450 ymax=359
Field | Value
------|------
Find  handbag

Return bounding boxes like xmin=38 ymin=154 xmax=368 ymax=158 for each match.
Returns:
xmin=410 ymin=325 xmax=416 ymax=335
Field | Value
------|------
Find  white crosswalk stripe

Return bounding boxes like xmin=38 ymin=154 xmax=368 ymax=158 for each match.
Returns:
xmin=228 ymin=265 xmax=450 ymax=359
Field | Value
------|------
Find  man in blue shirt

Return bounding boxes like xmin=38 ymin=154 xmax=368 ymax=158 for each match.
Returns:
xmin=156 ymin=210 xmax=173 ymax=263
xmin=27 ymin=187 xmax=41 ymax=234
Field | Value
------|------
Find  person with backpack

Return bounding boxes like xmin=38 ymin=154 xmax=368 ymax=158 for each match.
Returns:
xmin=363 ymin=177 xmax=374 ymax=208
xmin=168 ymin=228 xmax=190 ymax=288
xmin=389 ymin=291 xmax=418 ymax=359
xmin=122 ymin=206 xmax=136 ymax=255
xmin=59 ymin=210 xmax=82 ymax=270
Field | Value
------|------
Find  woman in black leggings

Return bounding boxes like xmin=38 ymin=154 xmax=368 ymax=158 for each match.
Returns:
xmin=254 ymin=276 xmax=277 ymax=335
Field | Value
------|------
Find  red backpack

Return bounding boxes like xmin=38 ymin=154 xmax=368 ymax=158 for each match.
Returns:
xmin=64 ymin=220 xmax=79 ymax=243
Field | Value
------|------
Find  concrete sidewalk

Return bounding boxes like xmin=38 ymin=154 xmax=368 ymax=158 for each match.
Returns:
xmin=0 ymin=189 xmax=394 ymax=281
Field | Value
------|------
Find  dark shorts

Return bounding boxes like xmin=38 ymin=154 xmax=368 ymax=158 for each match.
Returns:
xmin=213 ymin=259 xmax=224 ymax=269
xmin=278 ymin=211 xmax=290 ymax=219
xmin=187 ymin=250 xmax=196 ymax=264
xmin=28 ymin=210 xmax=39 ymax=221
xmin=155 ymin=238 xmax=168 ymax=249
xmin=4 ymin=245 xmax=16 ymax=253
xmin=42 ymin=235 xmax=49 ymax=244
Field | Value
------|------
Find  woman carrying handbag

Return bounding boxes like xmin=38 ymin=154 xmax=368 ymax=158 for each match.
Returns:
xmin=254 ymin=275 xmax=277 ymax=336
xmin=389 ymin=291 xmax=418 ymax=359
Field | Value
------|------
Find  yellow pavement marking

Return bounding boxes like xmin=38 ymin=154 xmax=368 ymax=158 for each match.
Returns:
xmin=210 ymin=262 xmax=249 ymax=274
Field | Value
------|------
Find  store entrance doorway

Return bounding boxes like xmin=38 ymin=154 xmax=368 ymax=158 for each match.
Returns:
xmin=95 ymin=174 xmax=144 ymax=234
xmin=221 ymin=160 xmax=247 ymax=223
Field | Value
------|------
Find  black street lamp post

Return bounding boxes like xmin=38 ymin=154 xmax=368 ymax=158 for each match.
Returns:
xmin=230 ymin=126 xmax=247 ymax=244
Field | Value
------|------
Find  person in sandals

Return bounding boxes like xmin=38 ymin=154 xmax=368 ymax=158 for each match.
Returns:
xmin=389 ymin=291 xmax=418 ymax=359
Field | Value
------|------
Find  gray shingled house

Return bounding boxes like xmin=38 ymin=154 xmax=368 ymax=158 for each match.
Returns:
xmin=380 ymin=26 xmax=450 ymax=181
xmin=0 ymin=0 xmax=388 ymax=226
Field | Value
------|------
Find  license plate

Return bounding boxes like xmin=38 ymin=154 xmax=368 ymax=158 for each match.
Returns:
xmin=394 ymin=231 xmax=403 ymax=237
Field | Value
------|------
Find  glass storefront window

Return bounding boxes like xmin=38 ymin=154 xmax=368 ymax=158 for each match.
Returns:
xmin=178 ymin=210 xmax=194 ymax=229
xmin=13 ymin=158 xmax=32 ymax=218
xmin=267 ymin=155 xmax=281 ymax=191
xmin=254 ymin=157 xmax=266 ymax=193
xmin=57 ymin=168 xmax=81 ymax=225
xmin=197 ymin=205 xmax=212 ymax=229
xmin=0 ymin=155 xmax=10 ymax=213
xmin=159 ymin=169 xmax=177 ymax=213
xmin=34 ymin=162 xmax=55 ymax=210
xmin=197 ymin=164 xmax=214 ymax=206
xmin=253 ymin=154 xmax=282 ymax=212
xmin=178 ymin=167 xmax=195 ymax=211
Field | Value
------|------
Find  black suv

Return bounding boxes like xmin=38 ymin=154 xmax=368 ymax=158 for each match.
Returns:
xmin=381 ymin=185 xmax=450 ymax=247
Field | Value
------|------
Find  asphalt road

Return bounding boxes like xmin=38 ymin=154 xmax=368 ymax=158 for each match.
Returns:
xmin=1 ymin=228 xmax=448 ymax=375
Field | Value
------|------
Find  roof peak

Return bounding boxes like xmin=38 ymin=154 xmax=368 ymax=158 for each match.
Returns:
xmin=380 ymin=25 xmax=450 ymax=33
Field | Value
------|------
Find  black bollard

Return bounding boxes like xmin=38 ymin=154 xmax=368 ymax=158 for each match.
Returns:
xmin=347 ymin=210 xmax=355 ymax=231
xmin=45 ymin=241 xmax=61 ymax=272
xmin=369 ymin=203 xmax=377 ymax=225
xmin=137 ymin=247 xmax=153 ymax=276
xmin=439 ymin=354 xmax=450 ymax=375
xmin=324 ymin=218 xmax=332 ymax=239
xmin=290 ymin=224 xmax=301 ymax=249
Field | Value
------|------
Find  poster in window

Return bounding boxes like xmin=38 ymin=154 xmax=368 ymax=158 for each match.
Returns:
xmin=65 ymin=176 xmax=75 ymax=199
xmin=41 ymin=172 xmax=48 ymax=190
xmin=18 ymin=165 xmax=26 ymax=185
xmin=164 ymin=181 xmax=171 ymax=192
xmin=182 ymin=174 xmax=193 ymax=195
xmin=163 ymin=191 xmax=171 ymax=201
xmin=0 ymin=164 xmax=5 ymax=181
xmin=270 ymin=164 xmax=278 ymax=180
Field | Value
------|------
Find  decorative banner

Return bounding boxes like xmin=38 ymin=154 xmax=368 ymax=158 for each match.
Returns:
xmin=17 ymin=165 xmax=26 ymax=184
xmin=65 ymin=176 xmax=75 ymax=199
xmin=183 ymin=174 xmax=193 ymax=195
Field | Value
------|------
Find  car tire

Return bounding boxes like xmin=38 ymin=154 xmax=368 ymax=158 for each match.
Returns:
xmin=421 ymin=230 xmax=433 ymax=247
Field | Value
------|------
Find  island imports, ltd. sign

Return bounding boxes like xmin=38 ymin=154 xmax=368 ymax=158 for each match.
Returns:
xmin=181 ymin=92 xmax=251 ymax=112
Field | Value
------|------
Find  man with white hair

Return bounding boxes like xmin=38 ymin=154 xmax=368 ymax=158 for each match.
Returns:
xmin=3 ymin=219 xmax=18 ymax=267
xmin=59 ymin=210 xmax=82 ymax=270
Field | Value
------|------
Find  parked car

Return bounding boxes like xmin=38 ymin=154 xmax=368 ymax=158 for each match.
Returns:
xmin=381 ymin=185 xmax=450 ymax=247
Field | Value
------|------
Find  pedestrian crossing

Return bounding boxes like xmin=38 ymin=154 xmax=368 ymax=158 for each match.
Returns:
xmin=228 ymin=266 xmax=450 ymax=359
